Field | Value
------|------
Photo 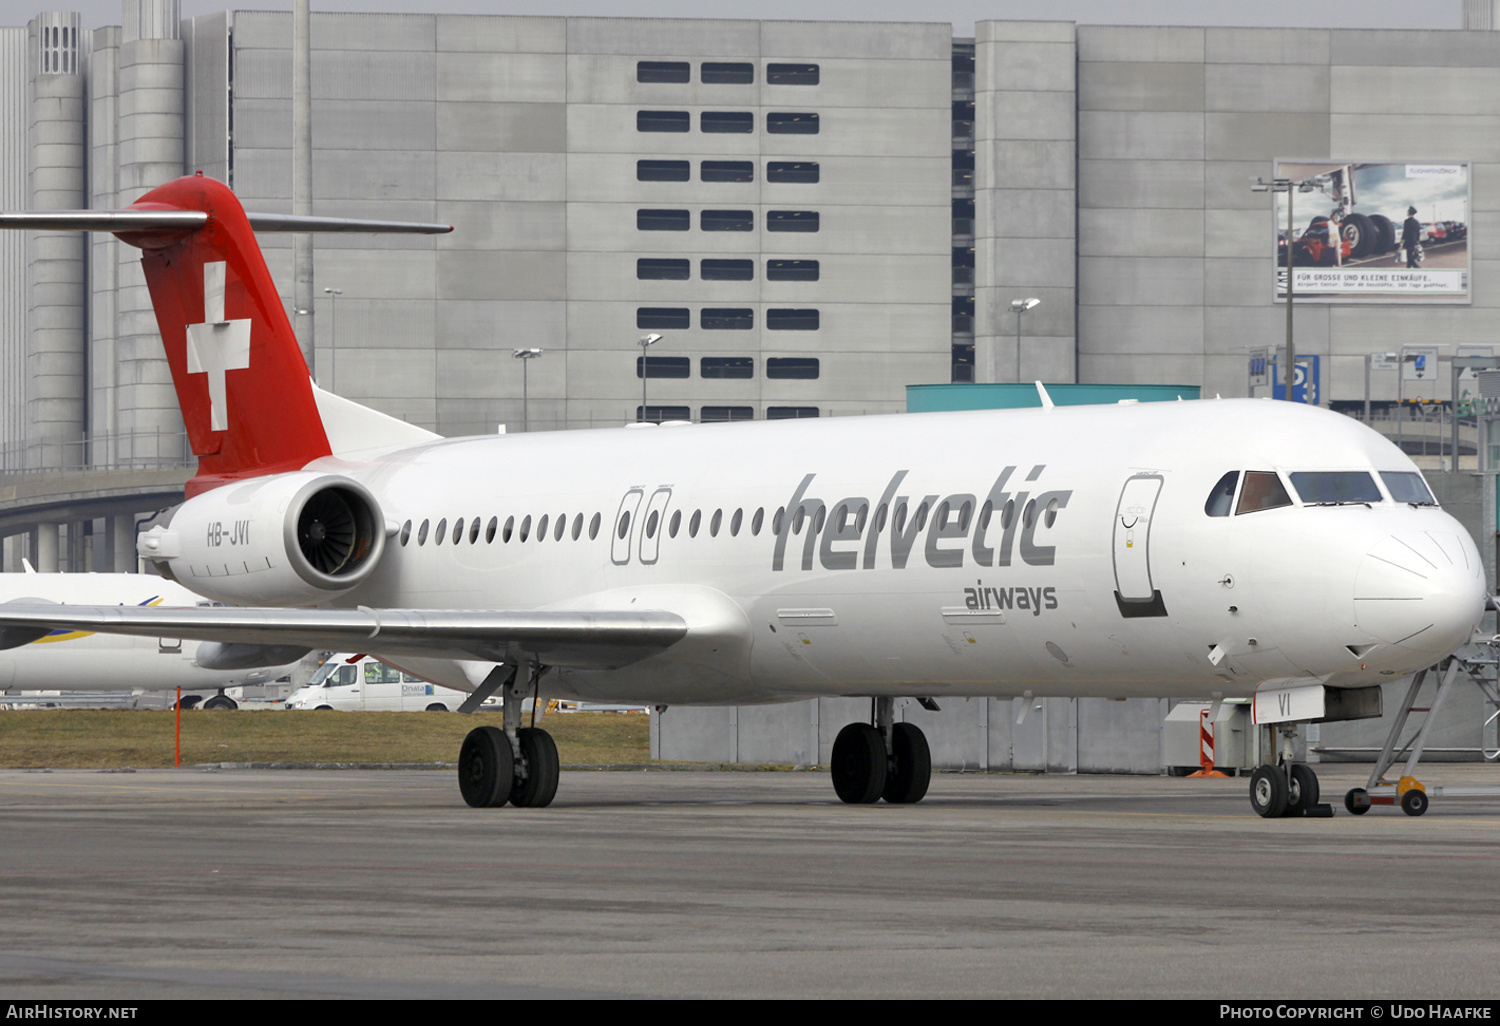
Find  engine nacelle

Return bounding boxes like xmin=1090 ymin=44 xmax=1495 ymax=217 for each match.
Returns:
xmin=138 ymin=472 xmax=387 ymax=606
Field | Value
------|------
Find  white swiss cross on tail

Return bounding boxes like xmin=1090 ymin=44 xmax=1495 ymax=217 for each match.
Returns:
xmin=185 ymin=261 xmax=252 ymax=432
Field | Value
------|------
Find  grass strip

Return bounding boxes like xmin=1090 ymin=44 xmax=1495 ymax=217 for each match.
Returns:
xmin=0 ymin=709 xmax=648 ymax=769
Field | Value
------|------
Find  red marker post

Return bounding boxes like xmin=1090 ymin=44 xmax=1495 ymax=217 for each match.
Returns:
xmin=1187 ymin=706 xmax=1228 ymax=778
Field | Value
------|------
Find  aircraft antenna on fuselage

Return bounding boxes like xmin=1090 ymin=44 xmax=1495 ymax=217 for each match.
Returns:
xmin=1035 ymin=381 xmax=1055 ymax=410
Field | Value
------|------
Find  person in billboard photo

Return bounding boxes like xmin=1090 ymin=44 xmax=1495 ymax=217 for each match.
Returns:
xmin=1402 ymin=205 xmax=1422 ymax=267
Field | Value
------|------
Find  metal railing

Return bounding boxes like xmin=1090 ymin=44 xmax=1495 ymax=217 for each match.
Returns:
xmin=0 ymin=428 xmax=195 ymax=475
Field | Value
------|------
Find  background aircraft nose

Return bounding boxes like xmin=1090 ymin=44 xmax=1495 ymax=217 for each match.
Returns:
xmin=1354 ymin=531 xmax=1484 ymax=660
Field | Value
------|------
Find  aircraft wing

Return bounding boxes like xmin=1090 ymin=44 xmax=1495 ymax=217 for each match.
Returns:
xmin=0 ymin=605 xmax=688 ymax=671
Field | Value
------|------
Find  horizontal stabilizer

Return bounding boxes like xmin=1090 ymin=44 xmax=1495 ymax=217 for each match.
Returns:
xmin=0 ymin=604 xmax=688 ymax=671
xmin=0 ymin=209 xmax=451 ymax=235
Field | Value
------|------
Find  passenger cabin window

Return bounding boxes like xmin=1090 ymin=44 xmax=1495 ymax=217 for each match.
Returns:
xmin=1235 ymin=471 xmax=1293 ymax=515
xmin=1289 ymin=472 xmax=1382 ymax=505
xmin=1382 ymin=471 xmax=1437 ymax=505
xmin=1204 ymin=471 xmax=1238 ymax=517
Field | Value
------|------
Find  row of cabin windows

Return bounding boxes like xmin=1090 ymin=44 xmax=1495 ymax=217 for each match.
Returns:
xmin=638 ymin=258 xmax=819 ymax=281
xmin=638 ymin=160 xmax=820 ymax=184
xmin=398 ymin=500 xmax=783 ymax=552
xmin=637 ymin=110 xmax=819 ymax=134
xmin=639 ymin=209 xmax=818 ymax=232
xmin=637 ymin=61 xmax=819 ymax=85
xmin=637 ymin=356 xmax=819 ymax=379
xmin=636 ymin=308 xmax=820 ymax=331
xmin=641 ymin=406 xmax=820 ymax=422
xmin=400 ymin=512 xmax=603 ymax=547
xmin=398 ymin=494 xmax=1053 ymax=554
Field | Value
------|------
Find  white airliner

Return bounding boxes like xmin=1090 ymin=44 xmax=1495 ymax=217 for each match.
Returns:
xmin=0 ymin=175 xmax=1487 ymax=816
xmin=0 ymin=567 xmax=301 ymax=708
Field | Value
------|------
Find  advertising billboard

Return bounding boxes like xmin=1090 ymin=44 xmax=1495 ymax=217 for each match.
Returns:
xmin=1273 ymin=160 xmax=1470 ymax=303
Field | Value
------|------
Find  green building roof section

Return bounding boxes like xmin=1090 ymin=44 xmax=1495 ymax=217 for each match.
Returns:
xmin=906 ymin=383 xmax=1202 ymax=412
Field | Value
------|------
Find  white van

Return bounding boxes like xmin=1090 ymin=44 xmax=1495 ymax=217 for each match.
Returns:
xmin=284 ymin=656 xmax=478 ymax=712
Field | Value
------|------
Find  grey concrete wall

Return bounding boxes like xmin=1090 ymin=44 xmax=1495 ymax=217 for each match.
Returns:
xmin=974 ymin=21 xmax=1076 ymax=386
xmin=1073 ymin=25 xmax=1500 ymax=406
xmin=655 ymin=694 xmax=1171 ymax=773
xmin=226 ymin=13 xmax=951 ymax=435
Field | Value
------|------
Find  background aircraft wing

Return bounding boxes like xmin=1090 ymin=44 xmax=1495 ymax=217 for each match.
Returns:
xmin=0 ymin=605 xmax=687 ymax=670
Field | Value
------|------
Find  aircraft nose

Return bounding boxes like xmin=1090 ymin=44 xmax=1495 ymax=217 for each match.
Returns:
xmin=1354 ymin=530 xmax=1484 ymax=660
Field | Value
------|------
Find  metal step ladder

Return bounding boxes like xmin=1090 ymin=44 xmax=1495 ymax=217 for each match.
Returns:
xmin=1344 ymin=643 xmax=1500 ymax=816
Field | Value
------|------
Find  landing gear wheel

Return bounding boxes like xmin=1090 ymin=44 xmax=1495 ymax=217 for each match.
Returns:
xmin=202 ymin=695 xmax=237 ymax=711
xmin=882 ymin=722 xmax=931 ymax=804
xmin=1400 ymin=788 xmax=1429 ymax=817
xmin=831 ymin=723 xmax=886 ymax=804
xmin=1343 ymin=212 xmax=1377 ymax=259
xmin=1249 ymin=765 xmax=1289 ymax=818
xmin=510 ymin=727 xmax=559 ymax=808
xmin=1370 ymin=213 xmax=1396 ymax=253
xmin=1344 ymin=788 xmax=1371 ymax=815
xmin=1288 ymin=763 xmax=1320 ymax=816
xmin=458 ymin=725 xmax=514 ymax=808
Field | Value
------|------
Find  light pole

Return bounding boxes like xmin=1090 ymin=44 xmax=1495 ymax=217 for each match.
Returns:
xmin=1010 ymin=298 xmax=1039 ymax=382
xmin=322 ymin=287 xmax=341 ymax=392
xmin=1252 ymin=176 xmax=1315 ymax=402
xmin=512 ymin=347 xmax=543 ymax=432
xmin=638 ymin=333 xmax=662 ymax=422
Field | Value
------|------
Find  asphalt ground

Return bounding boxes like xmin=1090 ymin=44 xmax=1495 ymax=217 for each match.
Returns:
xmin=2 ymin=765 xmax=1499 ymax=1000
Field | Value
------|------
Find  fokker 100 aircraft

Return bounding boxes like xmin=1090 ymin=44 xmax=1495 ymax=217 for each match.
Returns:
xmin=0 ymin=174 xmax=1486 ymax=815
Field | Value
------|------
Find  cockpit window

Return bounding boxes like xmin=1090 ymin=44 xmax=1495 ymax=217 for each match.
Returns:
xmin=1289 ymin=471 xmax=1381 ymax=505
xmin=1235 ymin=471 xmax=1293 ymax=515
xmin=1204 ymin=471 xmax=1238 ymax=517
xmin=1381 ymin=471 xmax=1437 ymax=505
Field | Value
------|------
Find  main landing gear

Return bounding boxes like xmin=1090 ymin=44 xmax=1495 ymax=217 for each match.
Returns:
xmin=1248 ymin=724 xmax=1331 ymax=819
xmin=457 ymin=663 xmax=559 ymax=809
xmin=831 ymin=697 xmax=932 ymax=805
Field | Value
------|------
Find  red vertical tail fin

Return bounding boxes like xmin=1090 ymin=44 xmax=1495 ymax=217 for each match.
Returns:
xmin=1 ymin=174 xmax=451 ymax=497
xmin=126 ymin=175 xmax=330 ymax=495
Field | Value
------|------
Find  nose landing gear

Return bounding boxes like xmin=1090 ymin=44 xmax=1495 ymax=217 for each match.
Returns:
xmin=831 ymin=698 xmax=933 ymax=805
xmin=1249 ymin=725 xmax=1332 ymax=818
